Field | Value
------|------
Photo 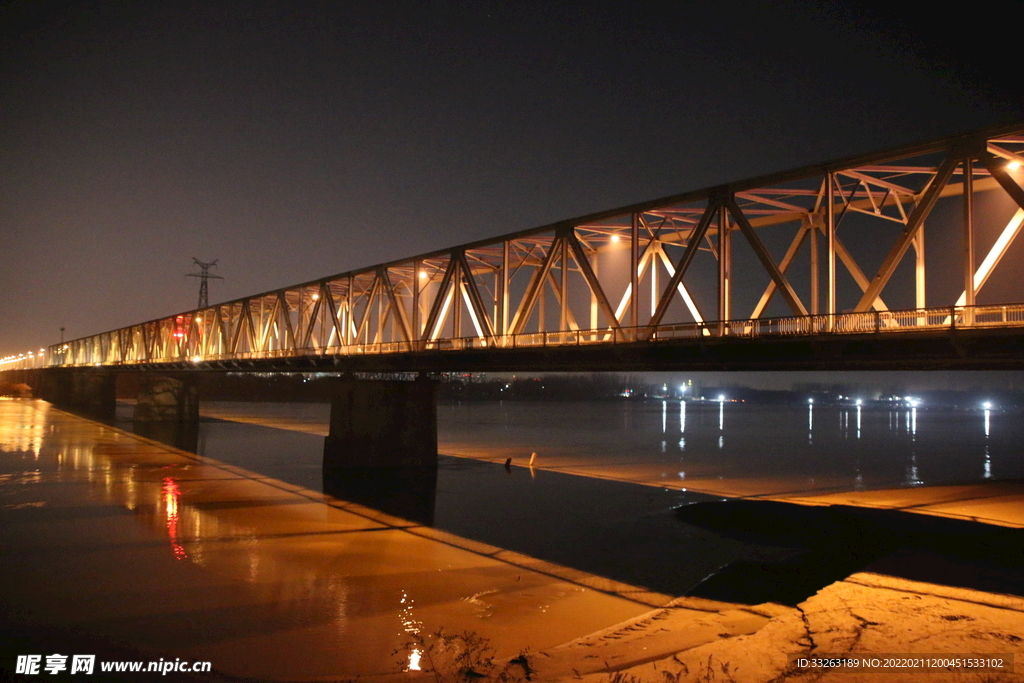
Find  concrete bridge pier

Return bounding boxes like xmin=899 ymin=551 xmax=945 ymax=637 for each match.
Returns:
xmin=35 ymin=368 xmax=117 ymax=420
xmin=133 ymin=374 xmax=200 ymax=423
xmin=132 ymin=374 xmax=200 ymax=452
xmin=323 ymin=376 xmax=438 ymax=469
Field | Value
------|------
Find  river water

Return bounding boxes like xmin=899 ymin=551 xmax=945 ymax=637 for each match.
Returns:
xmin=114 ymin=398 xmax=1023 ymax=597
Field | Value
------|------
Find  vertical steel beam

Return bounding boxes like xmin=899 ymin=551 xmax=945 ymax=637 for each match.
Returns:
xmin=718 ymin=205 xmax=731 ymax=323
xmin=964 ymin=158 xmax=975 ymax=308
xmin=810 ymin=223 xmax=819 ymax=315
xmin=630 ymin=213 xmax=639 ymax=336
xmin=914 ymin=228 xmax=926 ymax=309
xmin=491 ymin=269 xmax=497 ymax=337
xmin=827 ymin=172 xmax=836 ymax=317
xmin=452 ymin=261 xmax=462 ymax=340
xmin=500 ymin=241 xmax=509 ymax=338
xmin=375 ymin=277 xmax=384 ymax=345
xmin=413 ymin=261 xmax=421 ymax=344
xmin=560 ymin=238 xmax=568 ymax=331
xmin=650 ymin=243 xmax=658 ymax=318
xmin=537 ymin=268 xmax=545 ymax=334
xmin=344 ymin=274 xmax=354 ymax=346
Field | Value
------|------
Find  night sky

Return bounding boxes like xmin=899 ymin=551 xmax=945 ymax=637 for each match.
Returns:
xmin=3 ymin=1 xmax=1023 ymax=359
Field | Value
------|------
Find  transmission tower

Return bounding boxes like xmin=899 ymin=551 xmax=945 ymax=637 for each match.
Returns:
xmin=186 ymin=258 xmax=223 ymax=309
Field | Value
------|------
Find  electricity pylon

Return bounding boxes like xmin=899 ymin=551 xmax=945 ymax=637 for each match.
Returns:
xmin=186 ymin=258 xmax=223 ymax=309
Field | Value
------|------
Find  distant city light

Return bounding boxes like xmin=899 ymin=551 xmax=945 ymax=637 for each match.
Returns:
xmin=983 ymin=401 xmax=993 ymax=410
xmin=808 ymin=398 xmax=814 ymax=404
xmin=718 ymin=394 xmax=725 ymax=402
xmin=855 ymin=399 xmax=862 ymax=406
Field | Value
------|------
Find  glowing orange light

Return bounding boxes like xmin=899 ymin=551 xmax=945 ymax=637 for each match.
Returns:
xmin=162 ymin=478 xmax=188 ymax=560
xmin=1009 ymin=161 xmax=1022 ymax=171
xmin=418 ymin=271 xmax=427 ymax=280
xmin=610 ymin=235 xmax=620 ymax=243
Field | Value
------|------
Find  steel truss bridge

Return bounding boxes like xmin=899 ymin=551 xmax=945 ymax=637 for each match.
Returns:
xmin=18 ymin=121 xmax=1024 ymax=372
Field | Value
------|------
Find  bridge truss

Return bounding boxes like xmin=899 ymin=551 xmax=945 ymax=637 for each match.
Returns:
xmin=32 ymin=122 xmax=1024 ymax=370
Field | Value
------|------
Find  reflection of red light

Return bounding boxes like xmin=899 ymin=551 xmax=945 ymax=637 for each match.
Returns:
xmin=162 ymin=478 xmax=188 ymax=560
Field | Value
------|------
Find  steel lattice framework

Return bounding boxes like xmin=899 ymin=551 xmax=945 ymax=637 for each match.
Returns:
xmin=30 ymin=122 xmax=1024 ymax=371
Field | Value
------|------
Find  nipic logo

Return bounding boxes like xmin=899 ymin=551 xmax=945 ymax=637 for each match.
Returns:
xmin=16 ymin=654 xmax=95 ymax=675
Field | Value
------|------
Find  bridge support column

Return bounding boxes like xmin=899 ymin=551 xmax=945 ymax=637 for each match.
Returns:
xmin=0 ymin=368 xmax=37 ymax=398
xmin=132 ymin=375 xmax=200 ymax=452
xmin=323 ymin=377 xmax=438 ymax=469
xmin=36 ymin=368 xmax=116 ymax=419
xmin=134 ymin=375 xmax=199 ymax=423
